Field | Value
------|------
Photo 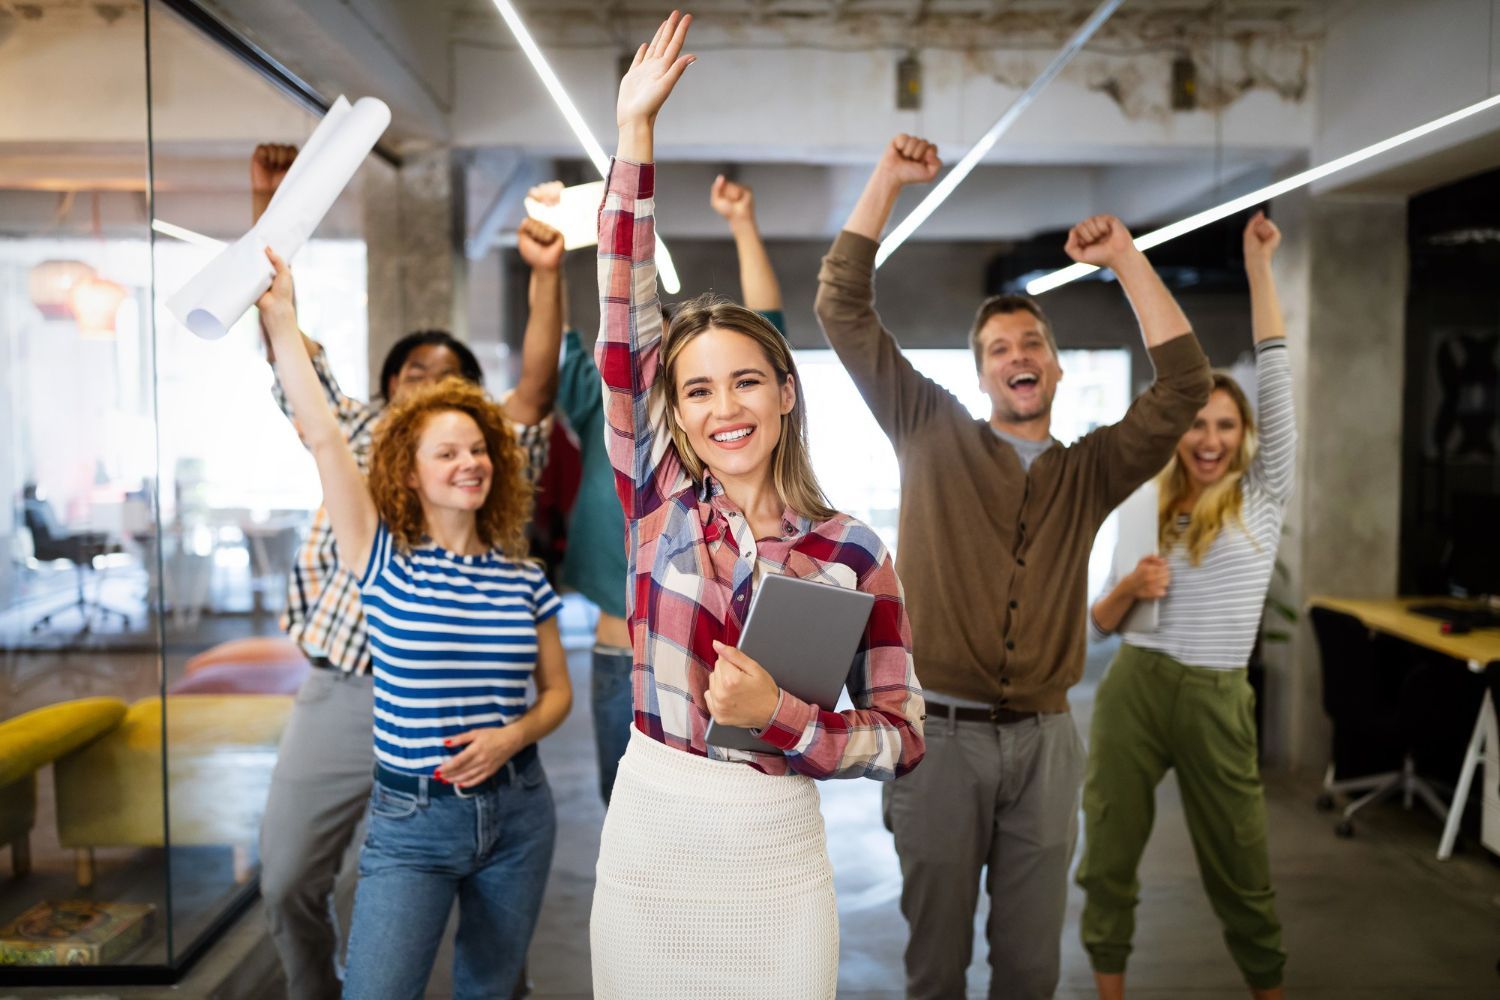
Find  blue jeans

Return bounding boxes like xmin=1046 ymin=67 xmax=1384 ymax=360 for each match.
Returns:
xmin=591 ymin=647 xmax=634 ymax=805
xmin=341 ymin=753 xmax=556 ymax=1000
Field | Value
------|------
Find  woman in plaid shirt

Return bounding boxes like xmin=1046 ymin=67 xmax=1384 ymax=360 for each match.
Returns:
xmin=587 ymin=13 xmax=925 ymax=998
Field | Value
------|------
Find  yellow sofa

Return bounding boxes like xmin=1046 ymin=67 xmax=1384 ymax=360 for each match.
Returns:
xmin=0 ymin=697 xmax=127 ymax=878
xmin=53 ymin=694 xmax=293 ymax=886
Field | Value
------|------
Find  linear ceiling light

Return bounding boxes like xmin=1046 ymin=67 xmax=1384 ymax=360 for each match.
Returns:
xmin=875 ymin=0 xmax=1126 ymax=268
xmin=1026 ymin=90 xmax=1500 ymax=295
xmin=152 ymin=218 xmax=226 ymax=250
xmin=491 ymin=0 xmax=682 ymax=293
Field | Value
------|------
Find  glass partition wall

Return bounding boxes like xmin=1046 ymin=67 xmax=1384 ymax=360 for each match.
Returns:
xmin=1 ymin=0 xmax=376 ymax=979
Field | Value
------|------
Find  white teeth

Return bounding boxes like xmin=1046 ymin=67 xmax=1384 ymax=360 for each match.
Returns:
xmin=1008 ymin=373 xmax=1039 ymax=388
xmin=712 ymin=427 xmax=752 ymax=442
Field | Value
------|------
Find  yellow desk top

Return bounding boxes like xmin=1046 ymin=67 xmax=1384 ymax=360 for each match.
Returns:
xmin=1309 ymin=596 xmax=1500 ymax=669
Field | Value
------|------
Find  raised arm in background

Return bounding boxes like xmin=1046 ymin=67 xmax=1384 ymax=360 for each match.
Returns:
xmin=1242 ymin=210 xmax=1296 ymax=502
xmin=257 ymin=248 xmax=378 ymax=573
xmin=710 ymin=175 xmax=782 ymax=315
xmin=505 ymin=216 xmax=566 ymax=426
xmin=814 ymin=134 xmax=965 ymax=448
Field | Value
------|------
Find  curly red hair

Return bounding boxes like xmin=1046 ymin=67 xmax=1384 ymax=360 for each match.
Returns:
xmin=368 ymin=377 xmax=532 ymax=558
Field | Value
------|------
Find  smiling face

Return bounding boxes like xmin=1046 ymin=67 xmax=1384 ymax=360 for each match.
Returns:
xmin=406 ymin=409 xmax=493 ymax=513
xmin=1176 ymin=388 xmax=1245 ymax=489
xmin=387 ymin=344 xmax=466 ymax=404
xmin=975 ymin=310 xmax=1063 ymax=426
xmin=671 ymin=326 xmax=796 ymax=488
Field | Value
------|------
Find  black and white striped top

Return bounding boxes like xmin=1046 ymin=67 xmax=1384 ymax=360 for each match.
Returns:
xmin=1091 ymin=338 xmax=1295 ymax=670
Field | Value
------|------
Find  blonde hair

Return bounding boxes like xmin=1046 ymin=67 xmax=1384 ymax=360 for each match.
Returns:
xmin=653 ymin=295 xmax=837 ymax=522
xmin=368 ymin=377 xmax=532 ymax=558
xmin=1156 ymin=373 xmax=1257 ymax=565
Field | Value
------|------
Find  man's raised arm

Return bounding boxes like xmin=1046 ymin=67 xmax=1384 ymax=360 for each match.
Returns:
xmin=814 ymin=134 xmax=956 ymax=447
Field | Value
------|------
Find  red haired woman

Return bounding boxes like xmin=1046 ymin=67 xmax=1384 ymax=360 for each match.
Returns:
xmin=256 ymin=252 xmax=571 ymax=1000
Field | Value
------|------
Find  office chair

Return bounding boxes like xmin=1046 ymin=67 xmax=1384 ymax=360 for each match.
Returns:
xmin=21 ymin=485 xmax=131 ymax=634
xmin=1311 ymin=606 xmax=1449 ymax=836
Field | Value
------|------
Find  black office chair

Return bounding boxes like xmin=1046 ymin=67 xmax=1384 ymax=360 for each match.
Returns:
xmin=1311 ymin=606 xmax=1448 ymax=836
xmin=21 ymin=485 xmax=131 ymax=633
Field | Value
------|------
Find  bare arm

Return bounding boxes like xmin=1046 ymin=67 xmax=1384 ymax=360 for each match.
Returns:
xmin=505 ymin=217 xmax=566 ymax=426
xmin=251 ymin=144 xmax=318 ymax=363
xmin=257 ymin=248 xmax=377 ymax=572
xmin=842 ymin=134 xmax=941 ymax=243
xmin=710 ymin=176 xmax=782 ymax=313
xmin=1065 ymin=215 xmax=1191 ymax=349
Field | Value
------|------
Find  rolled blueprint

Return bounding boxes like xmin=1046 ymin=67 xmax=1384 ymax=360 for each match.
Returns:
xmin=167 ymin=96 xmax=391 ymax=340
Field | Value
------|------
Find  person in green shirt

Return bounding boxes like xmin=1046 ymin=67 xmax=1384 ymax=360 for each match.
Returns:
xmin=548 ymin=174 xmax=786 ymax=803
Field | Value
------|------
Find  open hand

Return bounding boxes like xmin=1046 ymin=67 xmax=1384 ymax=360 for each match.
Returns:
xmin=616 ymin=10 xmax=695 ymax=129
xmin=1064 ymin=214 xmax=1138 ymax=270
xmin=1128 ymin=555 xmax=1171 ymax=600
xmin=256 ymin=246 xmax=298 ymax=336
xmin=710 ymin=175 xmax=755 ymax=223
xmin=877 ymin=133 xmax=942 ymax=187
xmin=1243 ymin=210 xmax=1281 ymax=266
xmin=438 ymin=725 xmax=525 ymax=788
xmin=518 ymin=217 xmax=564 ymax=270
xmin=706 ymin=639 xmax=780 ymax=730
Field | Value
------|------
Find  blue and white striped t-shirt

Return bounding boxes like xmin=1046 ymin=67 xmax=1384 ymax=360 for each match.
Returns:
xmin=359 ymin=522 xmax=562 ymax=774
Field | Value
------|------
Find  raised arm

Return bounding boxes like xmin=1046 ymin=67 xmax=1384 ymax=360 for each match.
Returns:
xmin=815 ymin=135 xmax=964 ymax=447
xmin=251 ymin=143 xmax=318 ymax=364
xmin=504 ymin=216 xmax=566 ymax=426
xmin=1066 ymin=215 xmax=1191 ymax=350
xmin=1071 ymin=215 xmax=1213 ymax=511
xmin=257 ymin=248 xmax=378 ymax=572
xmin=596 ymin=12 xmax=696 ymax=520
xmin=1243 ymin=211 xmax=1296 ymax=501
xmin=710 ymin=175 xmax=782 ymax=315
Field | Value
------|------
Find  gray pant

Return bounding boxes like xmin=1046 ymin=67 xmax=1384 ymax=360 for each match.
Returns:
xmin=260 ymin=668 xmax=375 ymax=1000
xmin=883 ymin=708 xmax=1085 ymax=1000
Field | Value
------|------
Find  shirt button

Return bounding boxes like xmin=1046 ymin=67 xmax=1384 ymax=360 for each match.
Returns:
xmin=1017 ymin=557 xmax=1026 ymax=567
xmin=1005 ymin=640 xmax=1015 ymax=651
xmin=1009 ymin=600 xmax=1018 ymax=610
xmin=736 ymin=595 xmax=745 ymax=602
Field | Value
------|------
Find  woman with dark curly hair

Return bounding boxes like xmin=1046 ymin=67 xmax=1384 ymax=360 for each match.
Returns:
xmin=256 ymin=247 xmax=572 ymax=1000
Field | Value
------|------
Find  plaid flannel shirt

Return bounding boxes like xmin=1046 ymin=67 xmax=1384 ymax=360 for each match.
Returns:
xmin=273 ymin=348 xmax=550 ymax=675
xmin=596 ymin=158 xmax=925 ymax=779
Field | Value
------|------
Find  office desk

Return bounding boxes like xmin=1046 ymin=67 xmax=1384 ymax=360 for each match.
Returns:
xmin=1308 ymin=596 xmax=1499 ymax=859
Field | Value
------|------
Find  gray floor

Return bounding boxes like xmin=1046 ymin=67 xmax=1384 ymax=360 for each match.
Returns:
xmin=7 ymin=637 xmax=1500 ymax=999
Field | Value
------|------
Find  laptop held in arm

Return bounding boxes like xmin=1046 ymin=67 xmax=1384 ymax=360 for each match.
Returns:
xmin=705 ymin=574 xmax=876 ymax=754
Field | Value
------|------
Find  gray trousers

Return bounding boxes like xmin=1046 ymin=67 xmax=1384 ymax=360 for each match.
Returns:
xmin=883 ymin=708 xmax=1085 ymax=1000
xmin=260 ymin=668 xmax=375 ymax=1000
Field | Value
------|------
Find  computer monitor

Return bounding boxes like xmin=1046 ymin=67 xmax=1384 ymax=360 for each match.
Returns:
xmin=1447 ymin=492 xmax=1500 ymax=598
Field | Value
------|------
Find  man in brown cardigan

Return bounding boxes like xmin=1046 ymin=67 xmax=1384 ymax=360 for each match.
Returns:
xmin=815 ymin=134 xmax=1213 ymax=1000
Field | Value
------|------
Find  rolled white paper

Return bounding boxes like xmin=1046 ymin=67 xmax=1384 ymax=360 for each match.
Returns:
xmin=167 ymin=95 xmax=392 ymax=340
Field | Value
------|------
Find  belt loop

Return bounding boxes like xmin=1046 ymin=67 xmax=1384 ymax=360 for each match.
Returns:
xmin=504 ymin=759 xmax=518 ymax=785
xmin=416 ymin=775 xmax=431 ymax=806
xmin=946 ymin=702 xmax=958 ymax=737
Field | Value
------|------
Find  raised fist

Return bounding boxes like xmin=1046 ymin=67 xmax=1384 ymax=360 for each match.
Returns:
xmin=876 ymin=134 xmax=942 ymax=187
xmin=1064 ymin=215 xmax=1137 ymax=271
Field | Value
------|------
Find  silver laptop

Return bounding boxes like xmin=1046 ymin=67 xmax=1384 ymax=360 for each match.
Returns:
xmin=705 ymin=574 xmax=875 ymax=753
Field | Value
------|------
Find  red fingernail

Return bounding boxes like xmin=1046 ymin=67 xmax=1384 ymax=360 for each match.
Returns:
xmin=443 ymin=739 xmax=452 ymax=746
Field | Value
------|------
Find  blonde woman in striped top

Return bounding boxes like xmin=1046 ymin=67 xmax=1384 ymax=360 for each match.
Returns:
xmin=1079 ymin=211 xmax=1294 ymax=1000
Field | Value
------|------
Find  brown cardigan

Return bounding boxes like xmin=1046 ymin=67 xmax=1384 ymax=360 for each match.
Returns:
xmin=815 ymin=231 xmax=1213 ymax=713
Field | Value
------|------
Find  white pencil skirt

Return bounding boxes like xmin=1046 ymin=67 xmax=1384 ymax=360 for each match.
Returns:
xmin=589 ymin=726 xmax=838 ymax=999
